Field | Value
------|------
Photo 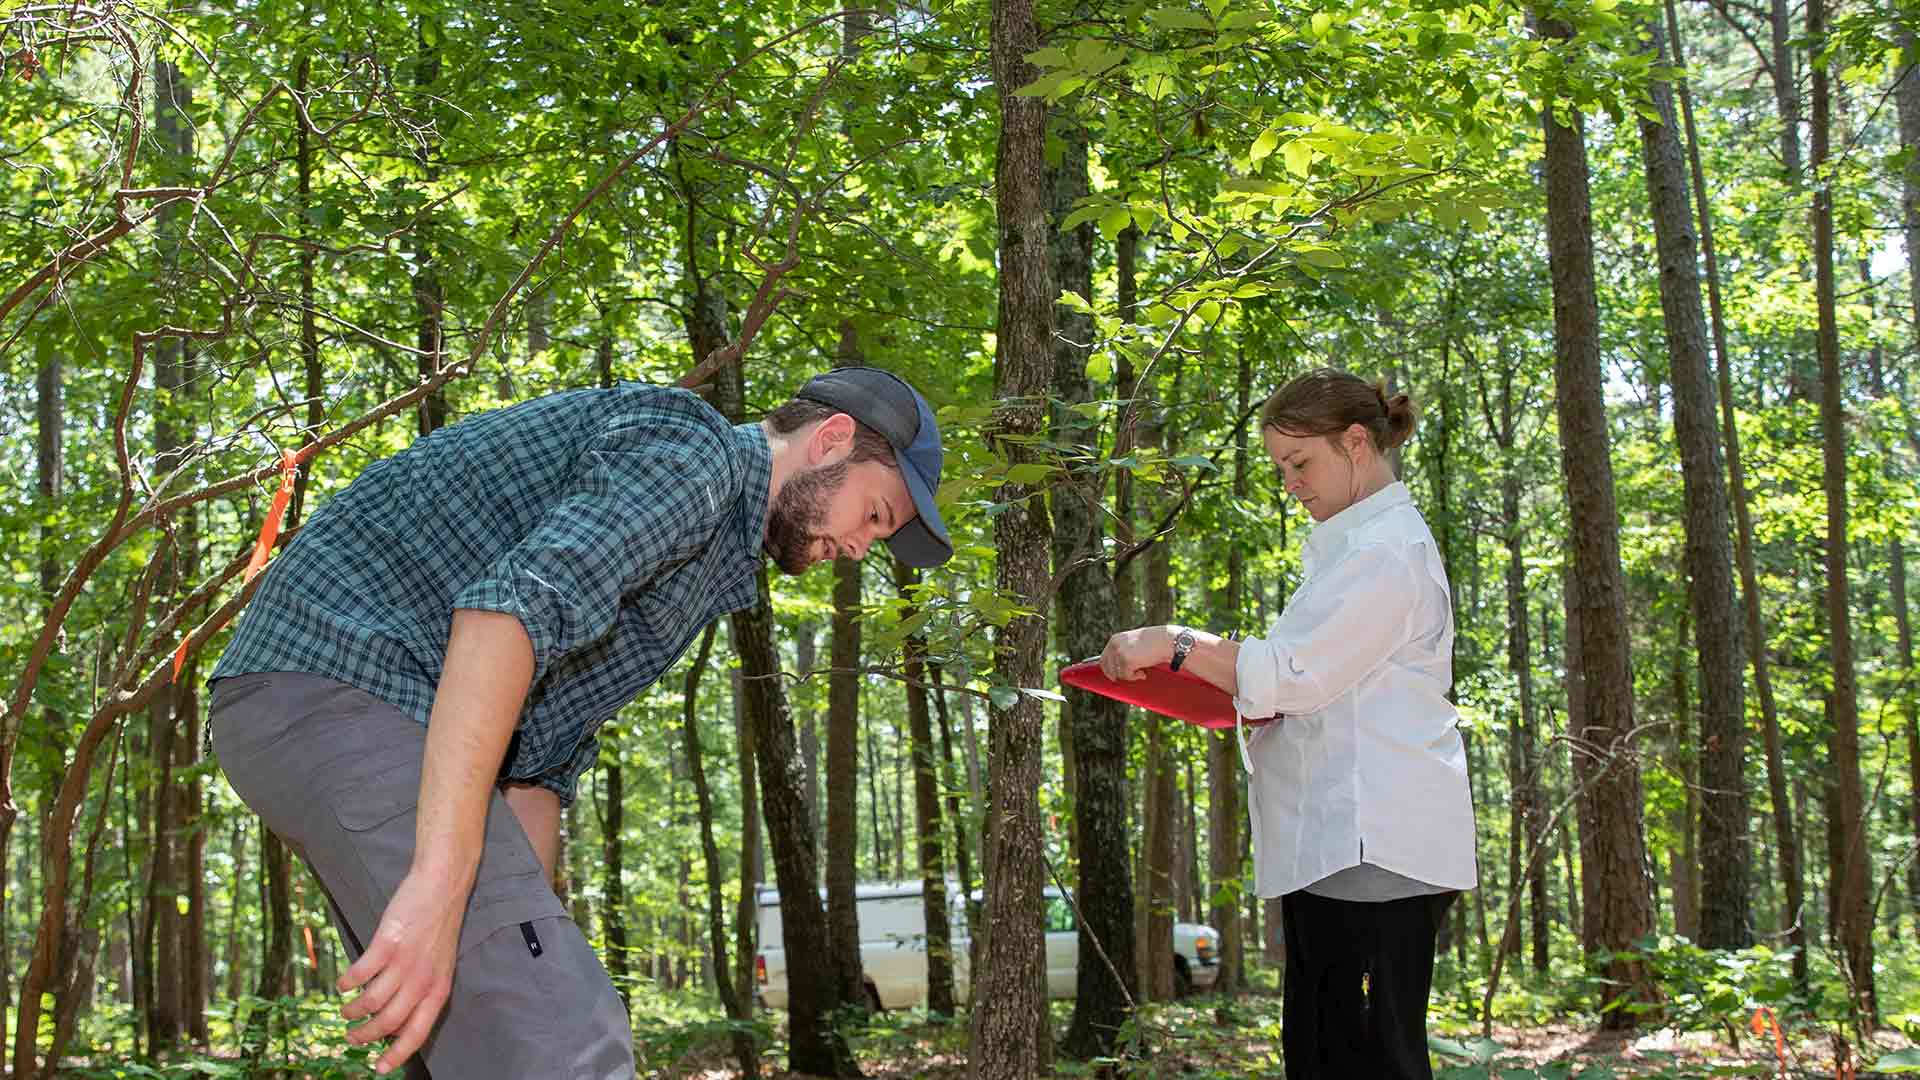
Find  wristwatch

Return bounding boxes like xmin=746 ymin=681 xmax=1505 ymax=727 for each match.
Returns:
xmin=1169 ymin=626 xmax=1197 ymax=672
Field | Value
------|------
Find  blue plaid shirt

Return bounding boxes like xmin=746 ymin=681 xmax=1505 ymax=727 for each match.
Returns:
xmin=212 ymin=383 xmax=772 ymax=803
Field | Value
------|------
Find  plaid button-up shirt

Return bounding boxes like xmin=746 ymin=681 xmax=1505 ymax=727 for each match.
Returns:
xmin=212 ymin=383 xmax=772 ymax=803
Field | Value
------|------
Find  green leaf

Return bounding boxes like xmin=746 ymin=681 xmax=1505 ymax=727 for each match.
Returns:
xmin=1061 ymin=203 xmax=1109 ymax=232
xmin=1056 ymin=289 xmax=1093 ymax=312
xmin=1086 ymin=352 xmax=1113 ymax=383
xmin=1310 ymin=12 xmax=1332 ymax=36
xmin=1196 ymin=300 xmax=1222 ymax=323
xmin=1098 ymin=206 xmax=1133 ymax=240
xmin=1005 ymin=462 xmax=1055 ymax=484
xmin=988 ymin=685 xmax=1019 ymax=710
xmin=1149 ymin=7 xmax=1215 ymax=31
xmin=1250 ymin=128 xmax=1280 ymax=163
xmin=1026 ymin=46 xmax=1070 ymax=67
xmin=1282 ymin=140 xmax=1313 ymax=178
xmin=1879 ymin=1048 xmax=1920 ymax=1073
xmin=1137 ymin=71 xmax=1176 ymax=100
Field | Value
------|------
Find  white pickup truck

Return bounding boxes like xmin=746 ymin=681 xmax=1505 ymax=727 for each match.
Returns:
xmin=755 ymin=881 xmax=1219 ymax=1010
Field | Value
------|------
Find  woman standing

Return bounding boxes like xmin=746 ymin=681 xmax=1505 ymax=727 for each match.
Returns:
xmin=1100 ymin=367 xmax=1476 ymax=1080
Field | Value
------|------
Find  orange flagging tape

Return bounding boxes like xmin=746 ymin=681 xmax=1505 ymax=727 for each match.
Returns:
xmin=1749 ymin=1006 xmax=1788 ymax=1079
xmin=173 ymin=447 xmax=307 ymax=683
xmin=244 ymin=449 xmax=301 ymax=584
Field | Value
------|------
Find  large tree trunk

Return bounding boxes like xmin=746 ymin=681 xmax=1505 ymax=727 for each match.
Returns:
xmin=971 ymin=0 xmax=1055 ymax=1068
xmin=1895 ymin=17 xmax=1920 ymax=953
xmin=1664 ymin=0 xmax=1808 ymax=987
xmin=142 ymin=54 xmax=198 ymax=1056
xmin=1809 ymin=0 xmax=1874 ymax=1023
xmin=1050 ymin=115 xmax=1139 ymax=1058
xmin=1537 ymin=12 xmax=1658 ymax=1026
xmin=827 ymin=556 xmax=868 ymax=1007
xmin=1636 ymin=15 xmax=1750 ymax=948
xmin=895 ymin=559 xmax=957 ymax=1017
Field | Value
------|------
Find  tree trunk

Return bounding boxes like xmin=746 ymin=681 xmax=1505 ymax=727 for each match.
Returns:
xmin=732 ymin=577 xmax=859 ymax=1075
xmin=1769 ymin=0 xmax=1801 ymax=179
xmin=827 ymin=556 xmax=868 ymax=1007
xmin=1665 ymin=0 xmax=1808 ymax=986
xmin=1047 ymin=111 xmax=1139 ymax=1059
xmin=412 ymin=17 xmax=447 ymax=436
xmin=1637 ymin=16 xmax=1750 ymax=947
xmin=1206 ymin=348 xmax=1252 ymax=996
xmin=681 ymin=621 xmax=756 ymax=1073
xmin=733 ymin=663 xmax=763 ymax=1060
xmin=1809 ymin=0 xmax=1873 ymax=1022
xmin=971 ymin=0 xmax=1054 ymax=1067
xmin=1139 ymin=462 xmax=1177 ymax=1002
xmin=1537 ymin=12 xmax=1658 ymax=1025
xmin=894 ymin=559 xmax=956 ymax=1017
xmin=1895 ymin=17 xmax=1920 ymax=953
xmin=796 ymin=623 xmax=822 ymax=857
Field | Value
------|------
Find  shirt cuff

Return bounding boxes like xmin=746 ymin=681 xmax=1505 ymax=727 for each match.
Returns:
xmin=453 ymin=578 xmax=559 ymax=680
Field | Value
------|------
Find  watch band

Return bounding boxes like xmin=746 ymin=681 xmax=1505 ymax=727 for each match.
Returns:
xmin=1169 ymin=627 xmax=1197 ymax=672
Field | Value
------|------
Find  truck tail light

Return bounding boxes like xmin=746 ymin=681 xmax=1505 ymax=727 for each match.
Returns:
xmin=755 ymin=954 xmax=768 ymax=984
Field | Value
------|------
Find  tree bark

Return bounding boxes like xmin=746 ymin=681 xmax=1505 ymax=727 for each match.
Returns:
xmin=971 ymin=0 xmax=1055 ymax=1067
xmin=1537 ymin=11 xmax=1658 ymax=1026
xmin=1206 ymin=348 xmax=1252 ymax=995
xmin=894 ymin=559 xmax=956 ymax=1016
xmin=1809 ymin=0 xmax=1874 ymax=1022
xmin=827 ymin=556 xmax=868 ymax=1007
xmin=733 ymin=577 xmax=859 ymax=1075
xmin=1895 ymin=17 xmax=1920 ymax=953
xmin=1665 ymin=0 xmax=1808 ymax=986
xmin=1637 ymin=15 xmax=1750 ymax=947
xmin=681 ymin=621 xmax=756 ymax=1073
xmin=1047 ymin=109 xmax=1139 ymax=1058
xmin=412 ymin=17 xmax=447 ymax=436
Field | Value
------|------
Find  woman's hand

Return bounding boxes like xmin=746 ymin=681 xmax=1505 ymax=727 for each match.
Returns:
xmin=1099 ymin=625 xmax=1175 ymax=681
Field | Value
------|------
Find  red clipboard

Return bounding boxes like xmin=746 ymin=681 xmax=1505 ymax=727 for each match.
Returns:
xmin=1059 ymin=659 xmax=1273 ymax=730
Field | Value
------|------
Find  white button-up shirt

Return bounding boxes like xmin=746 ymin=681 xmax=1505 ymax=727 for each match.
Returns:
xmin=1233 ymin=481 xmax=1478 ymax=898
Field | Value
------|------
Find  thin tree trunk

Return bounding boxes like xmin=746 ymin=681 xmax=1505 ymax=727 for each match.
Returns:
xmin=828 ymin=556 xmax=867 ymax=1006
xmin=1809 ymin=0 xmax=1873 ymax=1021
xmin=895 ymin=559 xmax=956 ymax=1016
xmin=972 ymin=0 xmax=1055 ymax=1066
xmin=733 ymin=663 xmax=762 ymax=1064
xmin=1537 ymin=11 xmax=1658 ymax=1024
xmin=733 ymin=578 xmax=859 ymax=1075
xmin=681 ymin=622 xmax=756 ymax=1072
xmin=1637 ymin=14 xmax=1750 ymax=947
xmin=1201 ymin=349 xmax=1252 ymax=996
xmin=1139 ymin=465 xmax=1177 ymax=1002
xmin=412 ymin=17 xmax=446 ymax=437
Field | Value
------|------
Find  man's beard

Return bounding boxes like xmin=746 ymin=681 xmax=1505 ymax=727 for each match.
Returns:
xmin=765 ymin=461 xmax=850 ymax=575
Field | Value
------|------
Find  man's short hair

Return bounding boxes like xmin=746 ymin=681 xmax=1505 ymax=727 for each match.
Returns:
xmin=764 ymin=398 xmax=898 ymax=467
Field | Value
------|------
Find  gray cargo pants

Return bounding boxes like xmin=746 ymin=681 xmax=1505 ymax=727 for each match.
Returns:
xmin=210 ymin=671 xmax=634 ymax=1079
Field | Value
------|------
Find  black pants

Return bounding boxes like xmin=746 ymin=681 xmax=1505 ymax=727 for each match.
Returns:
xmin=1281 ymin=889 xmax=1455 ymax=1080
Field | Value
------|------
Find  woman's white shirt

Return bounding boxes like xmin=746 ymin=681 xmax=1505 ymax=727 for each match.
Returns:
xmin=1233 ymin=481 xmax=1478 ymax=899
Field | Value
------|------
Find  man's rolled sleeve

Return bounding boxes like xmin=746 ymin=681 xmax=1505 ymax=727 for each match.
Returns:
xmin=1233 ymin=541 xmax=1417 ymax=718
xmin=452 ymin=415 xmax=734 ymax=686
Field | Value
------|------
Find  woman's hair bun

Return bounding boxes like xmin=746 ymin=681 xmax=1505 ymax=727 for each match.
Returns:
xmin=1382 ymin=390 xmax=1418 ymax=448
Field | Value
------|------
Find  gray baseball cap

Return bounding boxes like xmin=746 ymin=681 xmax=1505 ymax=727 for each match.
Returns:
xmin=794 ymin=366 xmax=953 ymax=568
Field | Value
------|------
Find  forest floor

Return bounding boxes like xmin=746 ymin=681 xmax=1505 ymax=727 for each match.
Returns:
xmin=649 ymin=995 xmax=1920 ymax=1079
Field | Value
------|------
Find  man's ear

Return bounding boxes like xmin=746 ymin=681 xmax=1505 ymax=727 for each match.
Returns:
xmin=809 ymin=412 xmax=857 ymax=466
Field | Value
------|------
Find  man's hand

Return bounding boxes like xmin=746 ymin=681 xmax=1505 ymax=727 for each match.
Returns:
xmin=339 ymin=866 xmax=468 ymax=1073
xmin=341 ymin=608 xmax=533 ymax=1074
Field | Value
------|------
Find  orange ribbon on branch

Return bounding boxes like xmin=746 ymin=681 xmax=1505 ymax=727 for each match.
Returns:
xmin=173 ymin=447 xmax=305 ymax=682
